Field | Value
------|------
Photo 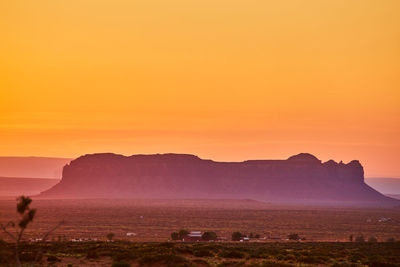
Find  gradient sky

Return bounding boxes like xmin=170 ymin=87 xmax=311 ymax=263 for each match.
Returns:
xmin=1 ymin=0 xmax=399 ymax=177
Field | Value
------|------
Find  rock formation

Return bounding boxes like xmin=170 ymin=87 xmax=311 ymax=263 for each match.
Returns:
xmin=40 ymin=153 xmax=399 ymax=206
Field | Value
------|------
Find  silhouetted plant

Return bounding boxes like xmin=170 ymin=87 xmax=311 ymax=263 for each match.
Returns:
xmin=171 ymin=232 xmax=180 ymax=240
xmin=368 ymin=236 xmax=378 ymax=243
xmin=349 ymin=234 xmax=353 ymax=242
xmin=107 ymin=232 xmax=115 ymax=242
xmin=0 ymin=196 xmax=64 ymax=267
xmin=355 ymin=235 xmax=365 ymax=243
xmin=202 ymin=231 xmax=217 ymax=241
xmin=112 ymin=260 xmax=131 ymax=267
xmin=386 ymin=237 xmax=396 ymax=242
xmin=178 ymin=229 xmax=189 ymax=240
xmin=231 ymin=232 xmax=242 ymax=241
xmin=288 ymin=233 xmax=301 ymax=241
xmin=47 ymin=255 xmax=60 ymax=262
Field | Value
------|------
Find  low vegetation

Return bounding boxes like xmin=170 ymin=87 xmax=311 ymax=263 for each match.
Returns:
xmin=0 ymin=241 xmax=399 ymax=266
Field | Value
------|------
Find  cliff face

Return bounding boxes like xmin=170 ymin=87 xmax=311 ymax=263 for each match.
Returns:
xmin=40 ymin=153 xmax=398 ymax=206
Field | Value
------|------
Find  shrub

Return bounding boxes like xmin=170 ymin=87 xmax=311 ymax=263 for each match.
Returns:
xmin=112 ymin=261 xmax=131 ymax=267
xmin=19 ymin=252 xmax=36 ymax=262
xmin=355 ymin=235 xmax=365 ymax=243
xmin=47 ymin=255 xmax=60 ymax=262
xmin=370 ymin=263 xmax=398 ymax=267
xmin=349 ymin=253 xmax=364 ymax=263
xmin=107 ymin=232 xmax=115 ymax=241
xmin=171 ymin=232 xmax=180 ymax=240
xmin=386 ymin=237 xmax=396 ymax=242
xmin=299 ymin=255 xmax=325 ymax=264
xmin=331 ymin=263 xmax=357 ymax=267
xmin=174 ymin=246 xmax=193 ymax=254
xmin=193 ymin=248 xmax=212 ymax=257
xmin=231 ymin=232 xmax=242 ymax=241
xmin=112 ymin=251 xmax=137 ymax=261
xmin=202 ymin=232 xmax=217 ymax=241
xmin=261 ymin=261 xmax=294 ymax=267
xmin=86 ymin=250 xmax=99 ymax=259
xmin=192 ymin=259 xmax=209 ymax=265
xmin=178 ymin=229 xmax=189 ymax=240
xmin=220 ymin=250 xmax=245 ymax=259
xmin=368 ymin=236 xmax=378 ymax=243
xmin=287 ymin=233 xmax=300 ymax=241
xmin=139 ymin=254 xmax=187 ymax=266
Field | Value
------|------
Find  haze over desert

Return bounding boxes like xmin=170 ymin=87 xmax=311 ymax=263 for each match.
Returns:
xmin=1 ymin=0 xmax=400 ymax=266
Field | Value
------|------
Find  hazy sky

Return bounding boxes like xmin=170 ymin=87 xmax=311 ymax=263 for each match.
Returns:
xmin=1 ymin=0 xmax=399 ymax=177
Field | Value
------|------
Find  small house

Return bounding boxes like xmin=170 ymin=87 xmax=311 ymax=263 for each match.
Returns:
xmin=183 ymin=231 xmax=202 ymax=242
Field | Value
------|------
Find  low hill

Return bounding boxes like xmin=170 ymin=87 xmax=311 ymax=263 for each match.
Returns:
xmin=40 ymin=153 xmax=399 ymax=206
xmin=365 ymin=178 xmax=400 ymax=195
xmin=387 ymin=194 xmax=400 ymax=200
xmin=0 ymin=177 xmax=60 ymax=197
xmin=0 ymin=156 xmax=72 ymax=179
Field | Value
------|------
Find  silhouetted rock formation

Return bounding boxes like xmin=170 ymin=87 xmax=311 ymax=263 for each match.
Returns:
xmin=40 ymin=153 xmax=399 ymax=206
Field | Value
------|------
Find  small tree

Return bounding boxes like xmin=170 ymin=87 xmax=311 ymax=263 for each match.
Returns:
xmin=231 ymin=232 xmax=242 ymax=241
xmin=0 ymin=196 xmax=63 ymax=267
xmin=107 ymin=232 xmax=115 ymax=242
xmin=355 ymin=235 xmax=365 ymax=243
xmin=368 ymin=236 xmax=378 ymax=243
xmin=288 ymin=233 xmax=301 ymax=241
xmin=349 ymin=234 xmax=353 ymax=242
xmin=171 ymin=232 xmax=180 ymax=240
xmin=202 ymin=231 xmax=217 ymax=241
xmin=178 ymin=229 xmax=189 ymax=240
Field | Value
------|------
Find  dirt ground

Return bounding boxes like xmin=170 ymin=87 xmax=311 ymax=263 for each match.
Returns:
xmin=1 ymin=199 xmax=399 ymax=243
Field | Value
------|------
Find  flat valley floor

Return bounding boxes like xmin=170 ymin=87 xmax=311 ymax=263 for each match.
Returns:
xmin=0 ymin=199 xmax=399 ymax=242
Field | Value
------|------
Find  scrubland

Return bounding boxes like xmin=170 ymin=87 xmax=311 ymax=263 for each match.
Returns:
xmin=1 ymin=199 xmax=400 ymax=266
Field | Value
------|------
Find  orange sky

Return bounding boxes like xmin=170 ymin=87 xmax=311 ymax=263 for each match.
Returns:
xmin=1 ymin=0 xmax=399 ymax=177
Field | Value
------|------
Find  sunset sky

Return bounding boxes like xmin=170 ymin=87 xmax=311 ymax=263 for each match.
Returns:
xmin=1 ymin=0 xmax=399 ymax=177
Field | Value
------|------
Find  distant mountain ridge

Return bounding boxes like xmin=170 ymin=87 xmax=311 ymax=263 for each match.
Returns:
xmin=40 ymin=153 xmax=399 ymax=206
xmin=365 ymin=178 xmax=400 ymax=195
xmin=0 ymin=157 xmax=72 ymax=179
xmin=0 ymin=177 xmax=60 ymax=197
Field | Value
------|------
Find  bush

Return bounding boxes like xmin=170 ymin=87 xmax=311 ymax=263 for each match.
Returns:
xmin=261 ymin=261 xmax=294 ymax=267
xmin=19 ymin=252 xmax=37 ymax=262
xmin=220 ymin=250 xmax=245 ymax=259
xmin=349 ymin=253 xmax=364 ymax=263
xmin=355 ymin=235 xmax=365 ymax=243
xmin=112 ymin=261 xmax=131 ymax=267
xmin=231 ymin=232 xmax=242 ymax=241
xmin=107 ymin=232 xmax=115 ymax=241
xmin=193 ymin=248 xmax=213 ymax=257
xmin=192 ymin=259 xmax=209 ymax=265
xmin=171 ymin=232 xmax=180 ymax=240
xmin=202 ymin=232 xmax=217 ymax=241
xmin=47 ymin=255 xmax=60 ymax=262
xmin=178 ymin=229 xmax=189 ymax=240
xmin=287 ymin=233 xmax=300 ymax=241
xmin=299 ymin=255 xmax=324 ymax=264
xmin=368 ymin=236 xmax=378 ymax=243
xmin=386 ymin=237 xmax=396 ymax=242
xmin=86 ymin=250 xmax=99 ymax=259
xmin=112 ymin=251 xmax=137 ymax=261
xmin=139 ymin=254 xmax=187 ymax=266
